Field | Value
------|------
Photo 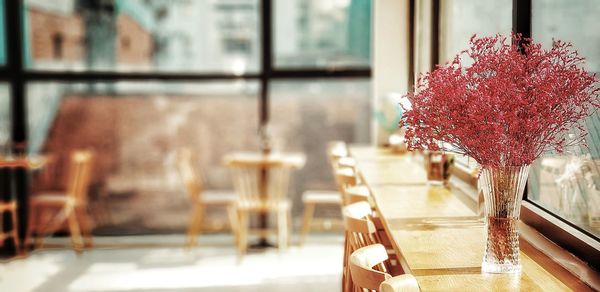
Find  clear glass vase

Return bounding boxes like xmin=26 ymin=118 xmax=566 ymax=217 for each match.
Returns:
xmin=479 ymin=165 xmax=530 ymax=273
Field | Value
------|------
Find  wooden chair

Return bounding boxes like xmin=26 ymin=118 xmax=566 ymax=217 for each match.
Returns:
xmin=345 ymin=185 xmax=373 ymax=205
xmin=176 ymin=148 xmax=237 ymax=248
xmin=27 ymin=150 xmax=95 ymax=253
xmin=342 ymin=201 xmax=390 ymax=292
xmin=227 ymin=159 xmax=295 ymax=255
xmin=299 ymin=190 xmax=342 ymax=245
xmin=337 ymin=167 xmax=360 ymax=204
xmin=350 ymin=244 xmax=420 ymax=292
xmin=0 ymin=201 xmax=20 ymax=255
xmin=300 ymin=141 xmax=359 ymax=245
xmin=327 ymin=141 xmax=349 ymax=161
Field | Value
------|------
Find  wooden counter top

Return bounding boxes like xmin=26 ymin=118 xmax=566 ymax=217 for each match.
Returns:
xmin=350 ymin=146 xmax=578 ymax=291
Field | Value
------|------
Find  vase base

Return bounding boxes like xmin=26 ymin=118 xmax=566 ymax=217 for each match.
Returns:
xmin=481 ymin=261 xmax=521 ymax=274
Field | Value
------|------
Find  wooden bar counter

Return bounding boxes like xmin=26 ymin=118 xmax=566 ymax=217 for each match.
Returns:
xmin=349 ymin=146 xmax=589 ymax=291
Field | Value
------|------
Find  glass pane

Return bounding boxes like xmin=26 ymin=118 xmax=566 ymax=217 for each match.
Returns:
xmin=0 ymin=84 xmax=9 ymax=155
xmin=0 ymin=0 xmax=5 ymax=65
xmin=439 ymin=0 xmax=512 ymax=63
xmin=24 ymin=0 xmax=260 ymax=73
xmin=27 ymin=81 xmax=259 ymax=234
xmin=270 ymin=79 xmax=371 ymax=212
xmin=274 ymin=0 xmax=371 ymax=69
xmin=528 ymin=0 xmax=600 ymax=239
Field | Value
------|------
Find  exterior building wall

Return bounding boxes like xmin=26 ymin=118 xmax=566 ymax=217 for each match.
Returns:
xmin=28 ymin=8 xmax=85 ymax=63
xmin=116 ymin=14 xmax=153 ymax=66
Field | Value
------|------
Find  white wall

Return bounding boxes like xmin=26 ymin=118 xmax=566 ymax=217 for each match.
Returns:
xmin=372 ymin=0 xmax=410 ymax=145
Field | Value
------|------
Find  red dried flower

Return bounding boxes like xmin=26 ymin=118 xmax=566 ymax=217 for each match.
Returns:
xmin=401 ymin=34 xmax=600 ymax=168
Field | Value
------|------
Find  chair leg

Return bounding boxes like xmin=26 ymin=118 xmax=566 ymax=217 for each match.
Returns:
xmin=277 ymin=208 xmax=288 ymax=251
xmin=236 ymin=209 xmax=248 ymax=256
xmin=226 ymin=205 xmax=238 ymax=245
xmin=10 ymin=208 xmax=21 ymax=255
xmin=66 ymin=207 xmax=84 ymax=253
xmin=76 ymin=207 xmax=93 ymax=248
xmin=287 ymin=208 xmax=292 ymax=247
xmin=25 ymin=205 xmax=38 ymax=251
xmin=186 ymin=204 xmax=203 ymax=249
xmin=34 ymin=208 xmax=51 ymax=249
xmin=299 ymin=202 xmax=316 ymax=246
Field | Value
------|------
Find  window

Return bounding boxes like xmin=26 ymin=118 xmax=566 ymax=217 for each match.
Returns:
xmin=438 ymin=0 xmax=512 ymax=170
xmin=0 ymin=0 xmax=372 ymax=235
xmin=51 ymin=33 xmax=63 ymax=59
xmin=439 ymin=0 xmax=512 ymax=63
xmin=270 ymin=79 xmax=371 ymax=207
xmin=26 ymin=81 xmax=258 ymax=233
xmin=274 ymin=0 xmax=371 ymax=69
xmin=528 ymin=0 xmax=600 ymax=239
xmin=24 ymin=0 xmax=261 ymax=73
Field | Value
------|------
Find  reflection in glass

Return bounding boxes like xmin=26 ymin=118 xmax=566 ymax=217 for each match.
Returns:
xmin=270 ymin=79 xmax=371 ymax=212
xmin=27 ymin=81 xmax=259 ymax=234
xmin=274 ymin=0 xmax=371 ymax=68
xmin=530 ymin=0 xmax=600 ymax=238
xmin=24 ymin=0 xmax=260 ymax=73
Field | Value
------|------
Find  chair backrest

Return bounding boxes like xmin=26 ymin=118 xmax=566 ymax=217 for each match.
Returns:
xmin=349 ymin=244 xmax=421 ymax=292
xmin=176 ymin=148 xmax=203 ymax=202
xmin=227 ymin=160 xmax=292 ymax=206
xmin=343 ymin=201 xmax=391 ymax=274
xmin=336 ymin=167 xmax=359 ymax=204
xmin=343 ymin=201 xmax=377 ymax=246
xmin=327 ymin=141 xmax=348 ymax=162
xmin=345 ymin=185 xmax=371 ymax=205
xmin=65 ymin=150 xmax=94 ymax=203
xmin=349 ymin=244 xmax=391 ymax=291
xmin=336 ymin=156 xmax=356 ymax=170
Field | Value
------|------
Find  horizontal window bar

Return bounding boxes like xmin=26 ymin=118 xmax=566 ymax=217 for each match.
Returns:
xmin=20 ymin=71 xmax=262 ymax=81
xmin=270 ymin=68 xmax=371 ymax=78
xmin=0 ymin=69 xmax=372 ymax=81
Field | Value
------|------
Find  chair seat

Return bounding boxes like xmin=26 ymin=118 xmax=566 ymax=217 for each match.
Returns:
xmin=302 ymin=190 xmax=342 ymax=204
xmin=199 ymin=190 xmax=237 ymax=205
xmin=31 ymin=193 xmax=74 ymax=205
xmin=237 ymin=198 xmax=291 ymax=211
xmin=0 ymin=201 xmax=17 ymax=211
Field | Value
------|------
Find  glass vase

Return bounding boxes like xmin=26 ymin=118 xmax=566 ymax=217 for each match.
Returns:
xmin=479 ymin=165 xmax=530 ymax=273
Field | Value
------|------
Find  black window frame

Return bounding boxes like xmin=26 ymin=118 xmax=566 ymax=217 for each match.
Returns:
xmin=0 ymin=0 xmax=372 ymax=253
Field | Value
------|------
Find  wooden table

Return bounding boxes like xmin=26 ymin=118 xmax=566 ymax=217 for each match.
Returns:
xmin=0 ymin=156 xmax=46 ymax=255
xmin=350 ymin=146 xmax=576 ymax=291
xmin=224 ymin=151 xmax=305 ymax=247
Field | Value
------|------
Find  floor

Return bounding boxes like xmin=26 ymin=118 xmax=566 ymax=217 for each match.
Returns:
xmin=0 ymin=234 xmax=344 ymax=292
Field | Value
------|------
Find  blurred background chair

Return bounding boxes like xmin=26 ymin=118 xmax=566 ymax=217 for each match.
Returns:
xmin=299 ymin=141 xmax=350 ymax=245
xmin=227 ymin=158 xmax=296 ymax=255
xmin=350 ymin=244 xmax=420 ymax=292
xmin=0 ymin=201 xmax=20 ymax=255
xmin=27 ymin=150 xmax=95 ymax=253
xmin=176 ymin=148 xmax=238 ymax=248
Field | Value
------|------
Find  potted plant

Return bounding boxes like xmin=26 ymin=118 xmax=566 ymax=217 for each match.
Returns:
xmin=401 ymin=34 xmax=599 ymax=273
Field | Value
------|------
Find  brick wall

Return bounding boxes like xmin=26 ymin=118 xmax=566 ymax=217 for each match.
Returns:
xmin=28 ymin=8 xmax=85 ymax=63
xmin=116 ymin=14 xmax=153 ymax=66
